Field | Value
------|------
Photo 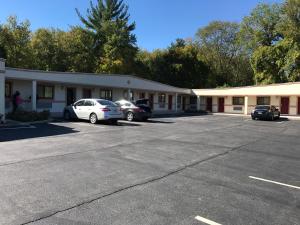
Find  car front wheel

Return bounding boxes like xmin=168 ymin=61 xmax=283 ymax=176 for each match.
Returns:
xmin=89 ymin=113 xmax=98 ymax=124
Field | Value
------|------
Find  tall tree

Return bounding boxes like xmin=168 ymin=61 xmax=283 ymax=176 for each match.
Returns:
xmin=76 ymin=0 xmax=137 ymax=74
xmin=0 ymin=16 xmax=33 ymax=68
xmin=240 ymin=3 xmax=283 ymax=51
xmin=31 ymin=28 xmax=69 ymax=71
xmin=249 ymin=1 xmax=300 ymax=83
xmin=136 ymin=39 xmax=209 ymax=88
xmin=65 ymin=27 xmax=96 ymax=73
xmin=196 ymin=21 xmax=253 ymax=87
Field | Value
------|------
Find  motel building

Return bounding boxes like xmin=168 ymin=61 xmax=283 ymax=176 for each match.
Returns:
xmin=0 ymin=58 xmax=193 ymax=122
xmin=1 ymin=57 xmax=300 ymax=123
xmin=192 ymin=83 xmax=300 ymax=116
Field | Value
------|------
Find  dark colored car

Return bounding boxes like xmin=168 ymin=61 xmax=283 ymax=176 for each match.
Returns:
xmin=135 ymin=99 xmax=152 ymax=116
xmin=251 ymin=105 xmax=280 ymax=121
xmin=115 ymin=100 xmax=152 ymax=121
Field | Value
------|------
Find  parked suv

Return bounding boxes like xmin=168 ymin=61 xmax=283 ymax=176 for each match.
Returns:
xmin=251 ymin=105 xmax=280 ymax=121
xmin=135 ymin=99 xmax=152 ymax=116
xmin=64 ymin=99 xmax=122 ymax=124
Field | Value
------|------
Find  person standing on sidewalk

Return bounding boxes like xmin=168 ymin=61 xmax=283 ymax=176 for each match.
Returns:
xmin=12 ymin=91 xmax=22 ymax=113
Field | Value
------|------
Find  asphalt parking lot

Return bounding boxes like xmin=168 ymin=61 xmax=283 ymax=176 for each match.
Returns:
xmin=0 ymin=115 xmax=299 ymax=225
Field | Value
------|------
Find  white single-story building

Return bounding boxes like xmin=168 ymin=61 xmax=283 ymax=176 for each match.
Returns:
xmin=1 ymin=57 xmax=300 ymax=122
xmin=193 ymin=83 xmax=300 ymax=116
xmin=0 ymin=58 xmax=194 ymax=122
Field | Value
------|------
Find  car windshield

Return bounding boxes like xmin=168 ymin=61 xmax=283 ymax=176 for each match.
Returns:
xmin=97 ymin=100 xmax=117 ymax=107
xmin=255 ymin=106 xmax=270 ymax=110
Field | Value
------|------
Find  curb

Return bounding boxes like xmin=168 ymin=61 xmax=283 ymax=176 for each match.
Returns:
xmin=0 ymin=119 xmax=54 ymax=127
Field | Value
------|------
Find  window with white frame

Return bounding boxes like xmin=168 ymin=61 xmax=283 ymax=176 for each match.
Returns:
xmin=232 ymin=97 xmax=244 ymax=105
xmin=257 ymin=96 xmax=270 ymax=105
xmin=123 ymin=90 xmax=134 ymax=101
xmin=37 ymin=85 xmax=54 ymax=99
xmin=100 ymin=90 xmax=112 ymax=100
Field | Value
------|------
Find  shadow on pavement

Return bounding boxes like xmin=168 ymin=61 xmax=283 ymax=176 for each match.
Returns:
xmin=144 ymin=120 xmax=175 ymax=124
xmin=252 ymin=117 xmax=289 ymax=122
xmin=0 ymin=123 xmax=79 ymax=142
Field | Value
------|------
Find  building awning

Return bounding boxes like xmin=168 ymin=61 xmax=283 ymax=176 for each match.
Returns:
xmin=192 ymin=82 xmax=300 ymax=96
xmin=5 ymin=68 xmax=192 ymax=95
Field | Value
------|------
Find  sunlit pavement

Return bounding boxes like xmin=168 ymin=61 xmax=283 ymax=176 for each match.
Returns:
xmin=0 ymin=115 xmax=299 ymax=225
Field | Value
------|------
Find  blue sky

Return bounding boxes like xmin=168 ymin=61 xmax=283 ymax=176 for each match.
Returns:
xmin=0 ymin=0 xmax=282 ymax=51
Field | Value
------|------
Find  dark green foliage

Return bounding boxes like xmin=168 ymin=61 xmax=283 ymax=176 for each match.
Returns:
xmin=0 ymin=0 xmax=298 ymax=88
xmin=7 ymin=110 xmax=50 ymax=122
xmin=76 ymin=0 xmax=137 ymax=74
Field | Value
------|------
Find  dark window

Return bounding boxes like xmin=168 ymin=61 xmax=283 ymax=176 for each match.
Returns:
xmin=139 ymin=92 xmax=145 ymax=99
xmin=158 ymin=93 xmax=166 ymax=108
xmin=257 ymin=97 xmax=270 ymax=105
xmin=83 ymin=89 xmax=92 ymax=98
xmin=74 ymin=100 xmax=85 ymax=106
xmin=84 ymin=100 xmax=94 ymax=106
xmin=37 ymin=85 xmax=54 ymax=99
xmin=177 ymin=96 xmax=182 ymax=108
xmin=100 ymin=90 xmax=112 ymax=100
xmin=190 ymin=96 xmax=197 ymax=104
xmin=5 ymin=82 xmax=12 ymax=97
xmin=232 ymin=97 xmax=244 ymax=105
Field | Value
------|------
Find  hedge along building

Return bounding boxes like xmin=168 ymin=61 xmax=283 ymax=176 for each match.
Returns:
xmin=0 ymin=58 xmax=193 ymax=122
xmin=193 ymin=83 xmax=300 ymax=116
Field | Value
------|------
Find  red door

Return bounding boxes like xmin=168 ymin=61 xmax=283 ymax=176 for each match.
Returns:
xmin=168 ymin=95 xmax=173 ymax=110
xmin=281 ymin=97 xmax=289 ymax=114
xmin=298 ymin=97 xmax=300 ymax=115
xmin=206 ymin=97 xmax=212 ymax=112
xmin=149 ymin=94 xmax=154 ymax=109
xmin=218 ymin=97 xmax=225 ymax=112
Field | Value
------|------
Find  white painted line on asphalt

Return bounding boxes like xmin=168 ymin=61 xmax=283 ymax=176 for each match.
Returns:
xmin=195 ymin=216 xmax=222 ymax=225
xmin=1 ymin=125 xmax=36 ymax=130
xmin=249 ymin=176 xmax=300 ymax=190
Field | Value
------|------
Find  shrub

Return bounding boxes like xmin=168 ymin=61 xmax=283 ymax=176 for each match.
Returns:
xmin=7 ymin=110 xmax=50 ymax=122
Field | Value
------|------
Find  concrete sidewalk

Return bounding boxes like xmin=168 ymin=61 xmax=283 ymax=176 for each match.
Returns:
xmin=212 ymin=112 xmax=300 ymax=120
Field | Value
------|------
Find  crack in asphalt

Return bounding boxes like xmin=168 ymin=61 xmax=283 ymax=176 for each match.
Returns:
xmin=20 ymin=133 xmax=266 ymax=225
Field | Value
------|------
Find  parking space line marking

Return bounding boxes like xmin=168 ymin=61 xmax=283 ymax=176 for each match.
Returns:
xmin=195 ymin=216 xmax=222 ymax=225
xmin=249 ymin=176 xmax=300 ymax=190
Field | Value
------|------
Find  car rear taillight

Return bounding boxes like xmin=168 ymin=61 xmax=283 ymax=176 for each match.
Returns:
xmin=102 ymin=108 xmax=111 ymax=112
xmin=134 ymin=108 xmax=145 ymax=113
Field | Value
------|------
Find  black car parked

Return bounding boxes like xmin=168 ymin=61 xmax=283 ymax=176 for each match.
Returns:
xmin=251 ymin=105 xmax=280 ymax=121
xmin=115 ymin=100 xmax=152 ymax=122
xmin=135 ymin=99 xmax=152 ymax=115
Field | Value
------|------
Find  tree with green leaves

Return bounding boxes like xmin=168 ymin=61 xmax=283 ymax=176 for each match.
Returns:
xmin=65 ymin=27 xmax=96 ymax=72
xmin=31 ymin=28 xmax=69 ymax=71
xmin=135 ymin=39 xmax=209 ymax=88
xmin=196 ymin=21 xmax=253 ymax=87
xmin=0 ymin=16 xmax=33 ymax=68
xmin=76 ymin=0 xmax=137 ymax=74
xmin=249 ymin=0 xmax=300 ymax=84
xmin=240 ymin=3 xmax=283 ymax=51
